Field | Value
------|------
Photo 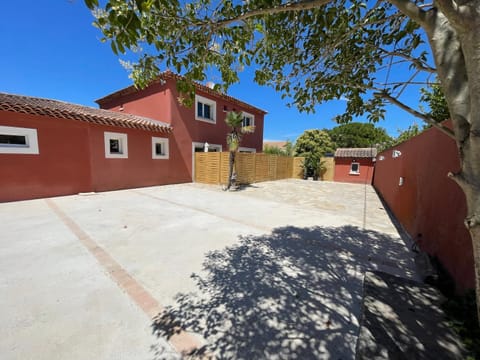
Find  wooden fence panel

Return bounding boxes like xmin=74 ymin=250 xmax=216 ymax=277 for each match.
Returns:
xmin=291 ymin=157 xmax=304 ymax=179
xmin=220 ymin=152 xmax=230 ymax=184
xmin=194 ymin=152 xmax=305 ymax=184
xmin=276 ymin=156 xmax=289 ymax=179
xmin=320 ymin=157 xmax=335 ymax=181
xmin=195 ymin=152 xmax=221 ymax=184
xmin=254 ymin=153 xmax=270 ymax=182
xmin=236 ymin=153 xmax=256 ymax=184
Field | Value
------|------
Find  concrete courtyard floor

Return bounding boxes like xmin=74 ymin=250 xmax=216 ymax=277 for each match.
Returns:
xmin=0 ymin=179 xmax=420 ymax=359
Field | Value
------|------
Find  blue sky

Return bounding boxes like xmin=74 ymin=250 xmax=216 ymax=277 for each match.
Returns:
xmin=1 ymin=0 xmax=425 ymax=141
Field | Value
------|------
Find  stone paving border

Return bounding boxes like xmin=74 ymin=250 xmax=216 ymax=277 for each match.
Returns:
xmin=45 ymin=198 xmax=203 ymax=357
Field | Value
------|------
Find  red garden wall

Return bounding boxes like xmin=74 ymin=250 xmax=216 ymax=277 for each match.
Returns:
xmin=334 ymin=157 xmax=375 ymax=184
xmin=373 ymin=125 xmax=474 ymax=291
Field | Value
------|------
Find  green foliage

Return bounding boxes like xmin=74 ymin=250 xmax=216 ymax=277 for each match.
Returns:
xmin=224 ymin=111 xmax=254 ymax=189
xmin=86 ymin=0 xmax=427 ymax=122
xmin=420 ymin=82 xmax=450 ymax=123
xmin=225 ymin=111 xmax=254 ymax=152
xmin=263 ymin=140 xmax=294 ymax=156
xmin=394 ymin=123 xmax=424 ymax=145
xmin=328 ymin=122 xmax=392 ymax=149
xmin=294 ymin=130 xmax=334 ymax=178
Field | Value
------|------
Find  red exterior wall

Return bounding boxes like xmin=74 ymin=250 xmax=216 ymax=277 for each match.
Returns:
xmin=334 ymin=157 xmax=375 ymax=184
xmin=0 ymin=111 xmax=189 ymax=202
xmin=373 ymin=126 xmax=474 ymax=291
xmin=99 ymin=79 xmax=265 ymax=179
xmin=0 ymin=111 xmax=92 ymax=202
xmin=88 ymin=124 xmax=190 ymax=192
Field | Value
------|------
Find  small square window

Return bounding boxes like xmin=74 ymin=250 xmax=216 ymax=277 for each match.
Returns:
xmin=109 ymin=139 xmax=121 ymax=154
xmin=104 ymin=132 xmax=128 ymax=158
xmin=203 ymin=104 xmax=211 ymax=119
xmin=0 ymin=126 xmax=39 ymax=154
xmin=155 ymin=143 xmax=164 ymax=155
xmin=0 ymin=134 xmax=27 ymax=146
xmin=350 ymin=162 xmax=360 ymax=174
xmin=241 ymin=112 xmax=255 ymax=128
xmin=195 ymin=95 xmax=216 ymax=123
xmin=152 ymin=137 xmax=169 ymax=159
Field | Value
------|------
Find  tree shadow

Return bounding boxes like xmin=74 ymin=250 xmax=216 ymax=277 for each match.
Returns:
xmin=151 ymin=225 xmax=418 ymax=359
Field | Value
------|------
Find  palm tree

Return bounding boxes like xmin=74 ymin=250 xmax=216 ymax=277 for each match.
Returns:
xmin=225 ymin=111 xmax=255 ymax=190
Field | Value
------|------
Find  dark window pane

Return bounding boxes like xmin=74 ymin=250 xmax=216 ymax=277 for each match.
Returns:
xmin=351 ymin=163 xmax=359 ymax=172
xmin=155 ymin=143 xmax=164 ymax=155
xmin=110 ymin=139 xmax=121 ymax=153
xmin=0 ymin=134 xmax=27 ymax=145
xmin=204 ymin=104 xmax=211 ymax=119
xmin=197 ymin=102 xmax=203 ymax=117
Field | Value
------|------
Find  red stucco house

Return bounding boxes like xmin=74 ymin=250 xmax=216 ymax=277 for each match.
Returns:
xmin=333 ymin=148 xmax=377 ymax=184
xmin=96 ymin=72 xmax=266 ymax=180
xmin=0 ymin=72 xmax=266 ymax=202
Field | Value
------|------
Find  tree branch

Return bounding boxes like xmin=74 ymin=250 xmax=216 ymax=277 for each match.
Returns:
xmin=379 ymin=48 xmax=436 ymax=73
xmin=386 ymin=0 xmax=427 ymax=27
xmin=214 ymin=0 xmax=333 ymax=28
xmin=375 ymin=91 xmax=456 ymax=139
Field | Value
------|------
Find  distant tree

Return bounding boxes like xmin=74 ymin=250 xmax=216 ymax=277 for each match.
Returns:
xmin=263 ymin=145 xmax=285 ymax=156
xmin=394 ymin=124 xmax=423 ymax=145
xmin=284 ymin=140 xmax=294 ymax=157
xmin=225 ymin=111 xmax=254 ymax=190
xmin=294 ymin=130 xmax=334 ymax=179
xmin=263 ymin=140 xmax=294 ymax=156
xmin=420 ymin=82 xmax=450 ymax=123
xmin=328 ymin=123 xmax=392 ymax=149
xmin=389 ymin=83 xmax=448 ymax=146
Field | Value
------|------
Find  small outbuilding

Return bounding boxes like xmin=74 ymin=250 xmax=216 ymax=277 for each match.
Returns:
xmin=334 ymin=148 xmax=377 ymax=184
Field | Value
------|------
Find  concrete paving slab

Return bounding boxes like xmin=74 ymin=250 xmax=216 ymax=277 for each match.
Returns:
xmin=0 ymin=180 xmax=420 ymax=359
xmin=0 ymin=199 xmax=177 ymax=360
xmin=356 ymin=271 xmax=466 ymax=359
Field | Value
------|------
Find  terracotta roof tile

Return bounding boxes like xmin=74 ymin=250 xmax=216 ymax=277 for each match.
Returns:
xmin=334 ymin=148 xmax=377 ymax=158
xmin=0 ymin=92 xmax=172 ymax=133
xmin=263 ymin=141 xmax=288 ymax=149
xmin=95 ymin=71 xmax=267 ymax=115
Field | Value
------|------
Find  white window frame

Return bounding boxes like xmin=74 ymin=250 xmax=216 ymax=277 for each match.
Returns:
xmin=0 ymin=125 xmax=39 ymax=154
xmin=239 ymin=147 xmax=256 ymax=153
xmin=152 ymin=137 xmax=169 ymax=159
xmin=104 ymin=131 xmax=128 ymax=159
xmin=195 ymin=94 xmax=216 ymax=124
xmin=241 ymin=112 xmax=255 ymax=128
xmin=350 ymin=162 xmax=360 ymax=175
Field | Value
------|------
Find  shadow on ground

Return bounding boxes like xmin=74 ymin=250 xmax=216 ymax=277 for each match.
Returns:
xmin=151 ymin=225 xmax=417 ymax=359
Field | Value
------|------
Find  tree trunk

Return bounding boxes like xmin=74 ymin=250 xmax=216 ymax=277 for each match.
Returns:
xmin=226 ymin=151 xmax=236 ymax=190
xmin=423 ymin=8 xmax=480 ymax=323
xmin=470 ymin=227 xmax=480 ymax=322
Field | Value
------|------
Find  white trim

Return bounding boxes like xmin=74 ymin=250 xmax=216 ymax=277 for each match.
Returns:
xmin=349 ymin=162 xmax=360 ymax=175
xmin=239 ymin=147 xmax=256 ymax=153
xmin=241 ymin=111 xmax=255 ymax=127
xmin=0 ymin=125 xmax=39 ymax=154
xmin=104 ymin=131 xmax=128 ymax=159
xmin=192 ymin=141 xmax=222 ymax=181
xmin=195 ymin=94 xmax=216 ymax=123
xmin=152 ymin=137 xmax=169 ymax=159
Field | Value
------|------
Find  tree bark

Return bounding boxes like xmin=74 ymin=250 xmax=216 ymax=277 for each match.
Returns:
xmin=227 ymin=151 xmax=236 ymax=190
xmin=423 ymin=6 xmax=480 ymax=322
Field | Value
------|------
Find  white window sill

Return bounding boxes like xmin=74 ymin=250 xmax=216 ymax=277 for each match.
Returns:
xmin=349 ymin=172 xmax=360 ymax=175
xmin=195 ymin=116 xmax=216 ymax=124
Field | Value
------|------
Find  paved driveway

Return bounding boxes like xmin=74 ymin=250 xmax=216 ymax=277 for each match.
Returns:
xmin=0 ymin=180 xmax=418 ymax=359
